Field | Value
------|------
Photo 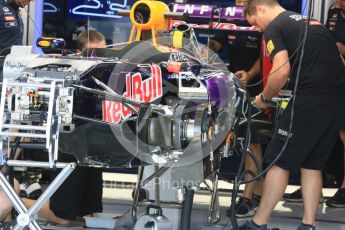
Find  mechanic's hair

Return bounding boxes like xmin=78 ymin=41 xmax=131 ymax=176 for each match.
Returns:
xmin=76 ymin=30 xmax=105 ymax=50
xmin=244 ymin=0 xmax=279 ymax=16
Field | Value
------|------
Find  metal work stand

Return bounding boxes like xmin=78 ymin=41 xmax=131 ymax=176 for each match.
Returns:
xmin=206 ymin=171 xmax=221 ymax=225
xmin=131 ymin=165 xmax=145 ymax=222
xmin=131 ymin=162 xmax=173 ymax=222
xmin=0 ymin=160 xmax=75 ymax=230
xmin=0 ymin=77 xmax=76 ymax=229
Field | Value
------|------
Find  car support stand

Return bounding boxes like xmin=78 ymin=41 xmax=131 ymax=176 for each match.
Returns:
xmin=0 ymin=160 xmax=75 ymax=230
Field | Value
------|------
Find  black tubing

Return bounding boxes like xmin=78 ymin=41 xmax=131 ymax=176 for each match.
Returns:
xmin=180 ymin=188 xmax=194 ymax=230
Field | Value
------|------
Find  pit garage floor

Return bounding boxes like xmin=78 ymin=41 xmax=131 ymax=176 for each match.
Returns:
xmin=41 ymin=173 xmax=345 ymax=230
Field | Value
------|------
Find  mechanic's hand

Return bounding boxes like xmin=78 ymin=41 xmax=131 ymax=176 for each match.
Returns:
xmin=251 ymin=94 xmax=268 ymax=109
xmin=199 ymin=46 xmax=209 ymax=60
xmin=14 ymin=0 xmax=32 ymax=7
xmin=235 ymin=70 xmax=250 ymax=87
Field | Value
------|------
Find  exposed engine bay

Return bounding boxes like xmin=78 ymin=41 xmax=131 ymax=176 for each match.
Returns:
xmin=0 ymin=41 xmax=240 ymax=168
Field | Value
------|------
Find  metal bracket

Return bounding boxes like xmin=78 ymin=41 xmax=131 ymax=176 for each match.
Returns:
xmin=207 ymin=171 xmax=221 ymax=225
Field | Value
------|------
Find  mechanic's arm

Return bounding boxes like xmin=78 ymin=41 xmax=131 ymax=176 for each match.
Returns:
xmin=337 ymin=42 xmax=345 ymax=56
xmin=235 ymin=58 xmax=260 ymax=86
xmin=336 ymin=43 xmax=345 ymax=64
xmin=252 ymin=50 xmax=290 ymax=108
xmin=11 ymin=0 xmax=31 ymax=7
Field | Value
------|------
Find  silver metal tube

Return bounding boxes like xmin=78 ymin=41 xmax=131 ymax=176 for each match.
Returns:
xmin=0 ymin=132 xmax=46 ymax=138
xmin=28 ymin=221 xmax=42 ymax=230
xmin=0 ymin=162 xmax=74 ymax=229
xmin=6 ymin=82 xmax=52 ymax=88
xmin=6 ymin=160 xmax=69 ymax=169
xmin=13 ymin=221 xmax=42 ymax=230
xmin=9 ymin=143 xmax=46 ymax=149
xmin=0 ymin=79 xmax=8 ymax=130
xmin=239 ymin=110 xmax=264 ymax=126
xmin=12 ymin=224 xmax=25 ymax=230
xmin=117 ymin=9 xmax=130 ymax=16
xmin=37 ymin=91 xmax=51 ymax=96
xmin=45 ymin=81 xmax=55 ymax=150
xmin=208 ymin=172 xmax=220 ymax=225
xmin=92 ymin=77 xmax=137 ymax=114
xmin=132 ymin=165 xmax=144 ymax=222
xmin=2 ymin=124 xmax=46 ymax=131
xmin=164 ymin=12 xmax=185 ymax=19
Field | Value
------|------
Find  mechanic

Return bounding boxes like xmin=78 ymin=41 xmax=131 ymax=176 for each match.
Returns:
xmin=22 ymin=30 xmax=106 ymax=226
xmin=325 ymin=0 xmax=345 ymax=208
xmin=0 ymin=0 xmax=31 ymax=225
xmin=0 ymin=0 xmax=31 ymax=80
xmin=284 ymin=0 xmax=345 ymax=207
xmin=240 ymin=0 xmax=345 ymax=229
xmin=326 ymin=0 xmax=345 ymax=61
xmin=76 ymin=29 xmax=106 ymax=52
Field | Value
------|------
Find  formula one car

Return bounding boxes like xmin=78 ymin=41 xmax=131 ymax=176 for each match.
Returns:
xmin=0 ymin=1 xmax=249 ymax=229
xmin=1 ymin=0 xmax=241 ymax=170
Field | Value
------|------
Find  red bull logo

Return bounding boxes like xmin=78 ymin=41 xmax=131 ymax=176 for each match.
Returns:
xmin=102 ymin=64 xmax=163 ymax=123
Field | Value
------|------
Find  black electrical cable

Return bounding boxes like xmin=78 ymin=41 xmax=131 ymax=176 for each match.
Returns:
xmin=228 ymin=89 xmax=252 ymax=230
xmin=236 ymin=145 xmax=262 ymax=178
xmin=239 ymin=169 xmax=258 ymax=182
xmin=206 ymin=6 xmax=224 ymax=63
